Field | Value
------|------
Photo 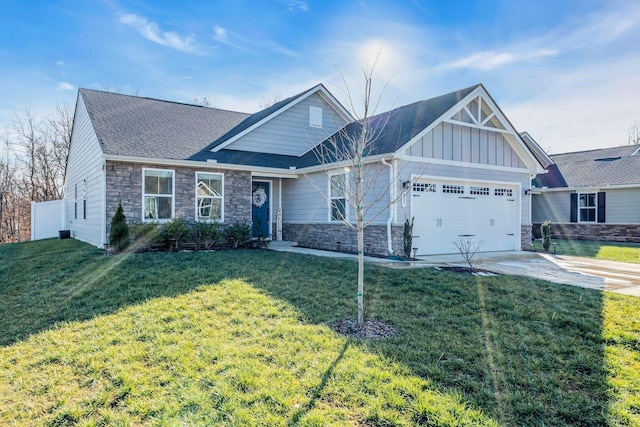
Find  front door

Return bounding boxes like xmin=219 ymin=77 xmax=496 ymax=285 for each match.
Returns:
xmin=251 ymin=181 xmax=270 ymax=238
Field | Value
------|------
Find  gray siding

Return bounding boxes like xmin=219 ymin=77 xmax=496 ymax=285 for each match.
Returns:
xmin=408 ymin=122 xmax=526 ymax=169
xmin=531 ymin=192 xmax=570 ymax=223
xmin=282 ymin=163 xmax=391 ymax=224
xmin=65 ymin=96 xmax=106 ymax=247
xmin=396 ymin=159 xmax=531 ymax=225
xmin=605 ymin=188 xmax=640 ymax=223
xmin=533 ymin=188 xmax=640 ymax=224
xmin=227 ymin=93 xmax=347 ymax=156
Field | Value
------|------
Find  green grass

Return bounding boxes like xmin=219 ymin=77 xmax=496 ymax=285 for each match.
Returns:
xmin=531 ymin=239 xmax=640 ymax=264
xmin=1 ymin=239 xmax=639 ymax=426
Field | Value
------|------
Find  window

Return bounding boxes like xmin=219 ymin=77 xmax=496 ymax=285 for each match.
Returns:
xmin=579 ymin=193 xmax=596 ymax=222
xmin=309 ymin=106 xmax=323 ymax=128
xmin=82 ymin=179 xmax=87 ymax=219
xmin=443 ymin=184 xmax=464 ymax=194
xmin=413 ymin=183 xmax=436 ymax=193
xmin=74 ymin=184 xmax=78 ymax=220
xmin=470 ymin=186 xmax=490 ymax=196
xmin=196 ymin=172 xmax=223 ymax=221
xmin=143 ymin=168 xmax=174 ymax=221
xmin=494 ymin=188 xmax=513 ymax=197
xmin=330 ymin=173 xmax=346 ymax=221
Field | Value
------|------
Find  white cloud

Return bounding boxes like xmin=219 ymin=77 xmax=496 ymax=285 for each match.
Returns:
xmin=279 ymin=1 xmax=309 ymax=11
xmin=119 ymin=13 xmax=201 ymax=54
xmin=213 ymin=25 xmax=227 ymax=39
xmin=57 ymin=82 xmax=75 ymax=91
xmin=212 ymin=25 xmax=297 ymax=57
xmin=442 ymin=49 xmax=558 ymax=71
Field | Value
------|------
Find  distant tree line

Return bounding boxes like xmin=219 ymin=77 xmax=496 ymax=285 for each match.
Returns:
xmin=0 ymin=105 xmax=72 ymax=243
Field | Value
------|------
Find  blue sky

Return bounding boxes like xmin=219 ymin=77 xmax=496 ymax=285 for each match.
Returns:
xmin=1 ymin=0 xmax=639 ymax=153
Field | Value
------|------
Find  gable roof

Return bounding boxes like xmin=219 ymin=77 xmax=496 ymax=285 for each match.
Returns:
xmin=79 ymin=89 xmax=249 ymax=160
xmin=533 ymin=144 xmax=640 ymax=188
xmin=293 ymin=84 xmax=481 ymax=167
xmin=208 ymin=83 xmax=353 ymax=152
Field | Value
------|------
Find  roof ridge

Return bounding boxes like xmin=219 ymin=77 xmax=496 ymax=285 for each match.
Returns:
xmin=78 ymin=87 xmax=250 ymax=115
xmin=551 ymin=143 xmax=640 ymax=157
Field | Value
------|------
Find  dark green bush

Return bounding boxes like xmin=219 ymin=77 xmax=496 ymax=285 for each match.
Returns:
xmin=108 ymin=202 xmax=130 ymax=252
xmin=224 ymin=222 xmax=251 ymax=249
xmin=160 ymin=217 xmax=190 ymax=249
xmin=541 ymin=220 xmax=551 ymax=251
xmin=403 ymin=217 xmax=414 ymax=259
xmin=193 ymin=220 xmax=222 ymax=250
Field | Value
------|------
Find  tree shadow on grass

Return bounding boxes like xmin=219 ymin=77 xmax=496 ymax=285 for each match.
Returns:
xmin=0 ymin=240 xmax=617 ymax=425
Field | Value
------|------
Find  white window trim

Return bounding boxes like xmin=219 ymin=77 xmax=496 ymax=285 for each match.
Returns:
xmin=578 ymin=192 xmax=597 ymax=223
xmin=328 ymin=171 xmax=348 ymax=222
xmin=309 ymin=106 xmax=323 ymax=128
xmin=142 ymin=167 xmax=175 ymax=222
xmin=195 ymin=171 xmax=224 ymax=222
xmin=82 ymin=179 xmax=87 ymax=220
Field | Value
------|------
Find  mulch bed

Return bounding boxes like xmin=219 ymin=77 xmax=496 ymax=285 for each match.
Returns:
xmin=333 ymin=320 xmax=398 ymax=339
xmin=437 ymin=266 xmax=499 ymax=276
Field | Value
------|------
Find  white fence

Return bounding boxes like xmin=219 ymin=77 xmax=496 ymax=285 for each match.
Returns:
xmin=31 ymin=199 xmax=66 ymax=240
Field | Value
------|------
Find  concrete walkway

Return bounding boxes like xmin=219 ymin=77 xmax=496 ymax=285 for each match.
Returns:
xmin=269 ymin=241 xmax=640 ymax=296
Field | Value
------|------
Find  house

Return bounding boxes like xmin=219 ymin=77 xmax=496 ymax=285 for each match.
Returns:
xmin=63 ymin=83 xmax=546 ymax=256
xmin=531 ymin=143 xmax=640 ymax=243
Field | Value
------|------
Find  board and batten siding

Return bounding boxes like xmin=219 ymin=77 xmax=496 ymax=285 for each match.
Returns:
xmin=226 ymin=93 xmax=347 ymax=156
xmin=407 ymin=122 xmax=526 ymax=169
xmin=65 ymin=95 xmax=106 ymax=247
xmin=396 ymin=160 xmax=531 ymax=225
xmin=281 ymin=163 xmax=392 ymax=225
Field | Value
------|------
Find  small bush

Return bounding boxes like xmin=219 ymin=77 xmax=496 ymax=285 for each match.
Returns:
xmin=193 ymin=220 xmax=222 ymax=250
xmin=403 ymin=217 xmax=414 ymax=259
xmin=160 ymin=217 xmax=190 ymax=249
xmin=225 ymin=222 xmax=251 ymax=249
xmin=108 ymin=201 xmax=129 ymax=252
xmin=541 ymin=220 xmax=551 ymax=252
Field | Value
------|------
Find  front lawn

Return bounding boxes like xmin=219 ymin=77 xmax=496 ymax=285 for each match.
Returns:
xmin=0 ymin=239 xmax=638 ymax=426
xmin=531 ymin=239 xmax=640 ymax=263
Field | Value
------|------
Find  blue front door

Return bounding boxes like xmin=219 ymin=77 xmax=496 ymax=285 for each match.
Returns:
xmin=251 ymin=181 xmax=270 ymax=238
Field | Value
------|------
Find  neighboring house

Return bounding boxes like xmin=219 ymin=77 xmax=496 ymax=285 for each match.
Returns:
xmin=63 ymin=83 xmax=546 ymax=256
xmin=531 ymin=143 xmax=640 ymax=243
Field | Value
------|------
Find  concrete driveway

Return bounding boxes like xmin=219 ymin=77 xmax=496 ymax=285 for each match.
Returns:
xmin=270 ymin=242 xmax=640 ymax=296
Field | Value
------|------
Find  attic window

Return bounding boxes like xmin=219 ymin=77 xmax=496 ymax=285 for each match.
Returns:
xmin=309 ymin=106 xmax=323 ymax=128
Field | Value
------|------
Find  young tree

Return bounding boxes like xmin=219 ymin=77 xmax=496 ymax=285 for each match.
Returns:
xmin=109 ymin=201 xmax=130 ymax=252
xmin=308 ymin=56 xmax=410 ymax=325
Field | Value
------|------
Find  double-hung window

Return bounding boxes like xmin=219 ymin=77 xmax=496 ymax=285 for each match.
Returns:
xmin=143 ymin=168 xmax=174 ymax=221
xmin=579 ymin=193 xmax=596 ymax=222
xmin=330 ymin=173 xmax=347 ymax=221
xmin=196 ymin=172 xmax=223 ymax=221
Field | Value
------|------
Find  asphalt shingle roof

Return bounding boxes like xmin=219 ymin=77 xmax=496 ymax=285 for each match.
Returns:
xmin=534 ymin=144 xmax=640 ymax=188
xmin=80 ymin=89 xmax=249 ymax=160
xmin=80 ymin=84 xmax=482 ymax=170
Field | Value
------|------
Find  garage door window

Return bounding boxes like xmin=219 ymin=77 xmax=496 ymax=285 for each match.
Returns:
xmin=413 ymin=183 xmax=436 ymax=192
xmin=443 ymin=184 xmax=464 ymax=194
xmin=494 ymin=188 xmax=513 ymax=197
xmin=470 ymin=186 xmax=490 ymax=196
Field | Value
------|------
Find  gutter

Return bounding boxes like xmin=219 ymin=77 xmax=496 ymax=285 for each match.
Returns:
xmin=380 ymin=158 xmax=394 ymax=255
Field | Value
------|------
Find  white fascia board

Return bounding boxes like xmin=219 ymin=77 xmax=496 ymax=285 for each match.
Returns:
xmin=296 ymin=153 xmax=393 ymax=174
xmin=401 ymin=154 xmax=532 ymax=175
xmin=316 ymin=85 xmax=355 ymax=123
xmin=103 ymin=154 xmax=299 ymax=177
xmin=535 ymin=183 xmax=640 ymax=192
xmin=395 ymin=87 xmax=483 ymax=159
xmin=212 ymin=84 xmax=352 ymax=153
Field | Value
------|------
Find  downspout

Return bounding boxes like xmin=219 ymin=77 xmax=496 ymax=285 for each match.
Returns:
xmin=381 ymin=158 xmax=394 ymax=255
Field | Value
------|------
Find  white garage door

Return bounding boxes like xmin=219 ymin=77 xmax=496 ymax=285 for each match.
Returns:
xmin=411 ymin=179 xmax=519 ymax=256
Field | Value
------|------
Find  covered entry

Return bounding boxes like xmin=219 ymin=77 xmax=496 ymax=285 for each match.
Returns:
xmin=411 ymin=178 xmax=520 ymax=255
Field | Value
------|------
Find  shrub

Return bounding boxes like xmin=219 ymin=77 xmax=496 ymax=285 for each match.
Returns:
xmin=129 ymin=221 xmax=159 ymax=247
xmin=225 ymin=222 xmax=251 ymax=249
xmin=160 ymin=217 xmax=190 ymax=249
xmin=193 ymin=220 xmax=222 ymax=250
xmin=108 ymin=201 xmax=129 ymax=252
xmin=403 ymin=217 xmax=414 ymax=259
xmin=541 ymin=220 xmax=551 ymax=252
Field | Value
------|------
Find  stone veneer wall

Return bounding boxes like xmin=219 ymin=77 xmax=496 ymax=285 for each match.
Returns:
xmin=521 ymin=224 xmax=533 ymax=251
xmin=533 ymin=222 xmax=640 ymax=244
xmin=282 ymin=223 xmax=404 ymax=257
xmin=105 ymin=161 xmax=252 ymax=233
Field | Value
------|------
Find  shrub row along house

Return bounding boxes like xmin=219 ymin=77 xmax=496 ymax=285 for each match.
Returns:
xmin=62 ymin=83 xmax=551 ymax=256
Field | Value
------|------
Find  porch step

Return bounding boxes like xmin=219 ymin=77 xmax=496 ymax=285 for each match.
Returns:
xmin=268 ymin=241 xmax=298 ymax=249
